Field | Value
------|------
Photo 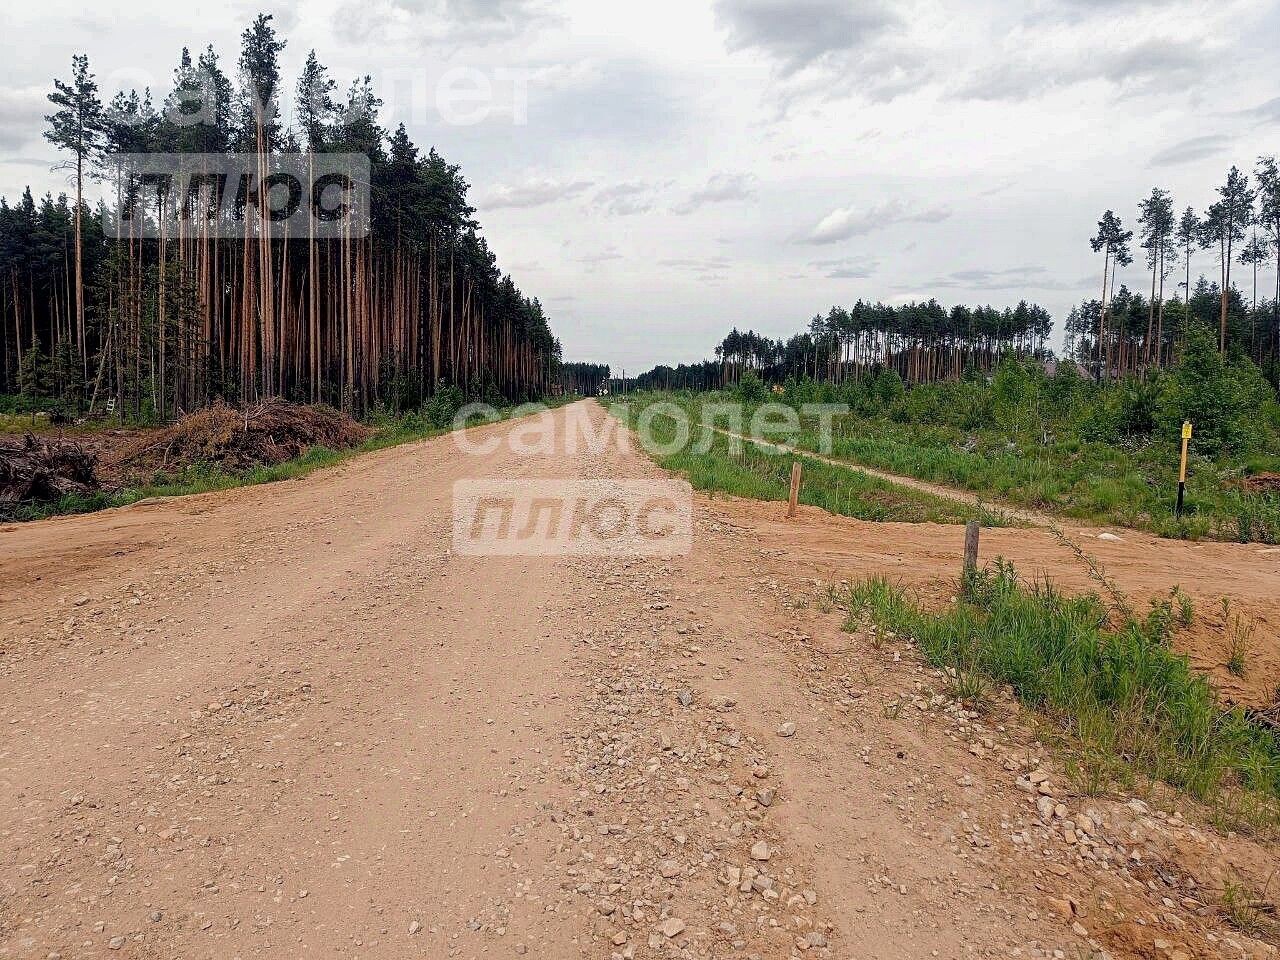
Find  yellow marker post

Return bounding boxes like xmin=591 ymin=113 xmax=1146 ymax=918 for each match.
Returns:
xmin=1176 ymin=421 xmax=1192 ymax=518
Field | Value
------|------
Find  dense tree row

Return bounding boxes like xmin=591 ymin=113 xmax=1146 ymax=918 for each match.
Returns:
xmin=1064 ymin=281 xmax=1278 ymax=385
xmin=625 ymin=361 xmax=721 ymax=393
xmin=628 ymin=298 xmax=1054 ymax=391
xmin=1082 ymin=159 xmax=1279 ymax=381
xmin=1 ymin=16 xmax=563 ymax=418
xmin=558 ymin=361 xmax=610 ymax=396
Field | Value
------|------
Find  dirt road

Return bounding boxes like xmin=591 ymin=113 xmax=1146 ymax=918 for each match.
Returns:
xmin=1 ymin=401 xmax=1276 ymax=960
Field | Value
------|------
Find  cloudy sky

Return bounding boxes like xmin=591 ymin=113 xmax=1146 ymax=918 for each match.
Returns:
xmin=3 ymin=0 xmax=1278 ymax=372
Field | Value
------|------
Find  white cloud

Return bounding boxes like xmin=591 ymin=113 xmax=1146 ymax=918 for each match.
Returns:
xmin=482 ymin=177 xmax=593 ymax=209
xmin=1150 ymin=135 xmax=1227 ymax=167
xmin=921 ymin=266 xmax=1093 ymax=292
xmin=804 ymin=200 xmax=951 ymax=245
xmin=713 ymin=0 xmax=900 ymax=75
xmin=672 ymin=173 xmax=756 ymax=215
xmin=594 ymin=181 xmax=657 ymax=216
xmin=809 ymin=256 xmax=878 ymax=279
xmin=331 ymin=0 xmax=555 ymax=45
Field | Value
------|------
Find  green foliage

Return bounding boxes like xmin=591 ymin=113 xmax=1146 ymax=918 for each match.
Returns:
xmin=1157 ymin=322 xmax=1266 ymax=455
xmin=844 ymin=564 xmax=1280 ymax=828
xmin=421 ymin=383 xmax=466 ymax=428
xmin=665 ymin=332 xmax=1280 ymax=543
xmin=5 ymin=27 xmax=568 ymax=411
xmin=734 ymin=369 xmax=768 ymax=403
xmin=18 ymin=340 xmax=49 ymax=400
xmin=872 ymin=368 xmax=905 ymax=406
xmin=990 ymin=357 xmax=1041 ymax=435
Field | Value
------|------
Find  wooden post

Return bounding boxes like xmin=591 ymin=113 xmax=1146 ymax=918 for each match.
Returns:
xmin=787 ymin=460 xmax=802 ymax=518
xmin=963 ymin=521 xmax=980 ymax=576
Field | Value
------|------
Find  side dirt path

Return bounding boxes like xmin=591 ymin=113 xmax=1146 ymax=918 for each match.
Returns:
xmin=703 ymin=424 xmax=1054 ymax=526
xmin=1 ymin=400 xmax=1276 ymax=960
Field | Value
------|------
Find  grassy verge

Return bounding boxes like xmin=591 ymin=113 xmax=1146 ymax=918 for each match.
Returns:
xmin=1 ymin=411 xmax=53 ymax=433
xmin=609 ymin=397 xmax=1008 ymax=527
xmin=664 ymin=392 xmax=1280 ymax=543
xmin=4 ymin=397 xmax=578 ymax=523
xmin=842 ymin=561 xmax=1280 ymax=834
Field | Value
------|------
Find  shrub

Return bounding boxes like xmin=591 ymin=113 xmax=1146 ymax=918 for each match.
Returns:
xmin=872 ymin=368 xmax=904 ymax=406
xmin=1157 ymin=322 xmax=1266 ymax=455
xmin=735 ymin=369 xmax=767 ymax=402
xmin=422 ymin=383 xmax=465 ymax=428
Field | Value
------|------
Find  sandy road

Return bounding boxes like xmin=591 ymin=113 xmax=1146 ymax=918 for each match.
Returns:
xmin=3 ymin=406 xmax=595 ymax=959
xmin=1 ymin=401 xmax=1276 ymax=960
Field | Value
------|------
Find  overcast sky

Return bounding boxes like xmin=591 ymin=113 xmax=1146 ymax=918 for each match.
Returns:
xmin=3 ymin=0 xmax=1278 ymax=372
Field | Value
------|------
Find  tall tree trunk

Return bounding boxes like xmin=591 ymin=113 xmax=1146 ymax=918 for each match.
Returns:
xmin=1097 ymin=247 xmax=1110 ymax=378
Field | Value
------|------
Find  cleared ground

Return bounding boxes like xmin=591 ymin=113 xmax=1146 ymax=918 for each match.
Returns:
xmin=1 ymin=400 xmax=1276 ymax=960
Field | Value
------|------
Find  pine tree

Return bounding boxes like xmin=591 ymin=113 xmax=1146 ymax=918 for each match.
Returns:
xmin=1090 ymin=210 xmax=1133 ymax=378
xmin=1137 ymin=187 xmax=1175 ymax=372
xmin=6 ymin=20 xmax=564 ymax=414
xmin=44 ymin=54 xmax=104 ymax=384
xmin=1204 ymin=166 xmax=1255 ymax=352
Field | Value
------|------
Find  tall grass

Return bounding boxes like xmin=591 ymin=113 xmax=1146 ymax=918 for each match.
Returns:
xmin=843 ymin=562 xmax=1280 ymax=832
xmin=612 ymin=401 xmax=1007 ymax=527
xmin=661 ymin=391 xmax=1280 ymax=543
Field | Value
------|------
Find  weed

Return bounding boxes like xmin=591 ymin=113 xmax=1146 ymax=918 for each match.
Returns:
xmin=1171 ymin=586 xmax=1194 ymax=627
xmin=1218 ymin=877 xmax=1275 ymax=935
xmin=842 ymin=562 xmax=1280 ymax=832
xmin=945 ymin=665 xmax=991 ymax=711
xmin=1226 ymin=608 xmax=1256 ymax=678
xmin=1046 ymin=523 xmax=1133 ymax=620
xmin=883 ymin=696 xmax=906 ymax=720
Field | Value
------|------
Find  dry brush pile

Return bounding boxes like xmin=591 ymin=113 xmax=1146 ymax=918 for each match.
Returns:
xmin=3 ymin=400 xmax=372 ymax=509
xmin=0 ymin=434 xmax=98 ymax=504
xmin=109 ymin=400 xmax=372 ymax=475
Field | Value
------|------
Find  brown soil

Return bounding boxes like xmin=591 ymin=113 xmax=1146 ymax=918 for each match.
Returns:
xmin=1 ymin=400 xmax=1276 ymax=960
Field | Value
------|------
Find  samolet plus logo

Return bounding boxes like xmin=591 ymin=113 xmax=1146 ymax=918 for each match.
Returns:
xmin=113 ymin=153 xmax=371 ymax=239
xmin=452 ymin=479 xmax=692 ymax=557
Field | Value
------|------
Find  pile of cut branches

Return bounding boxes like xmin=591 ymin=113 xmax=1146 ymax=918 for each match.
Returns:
xmin=0 ymin=433 xmax=99 ymax=504
xmin=111 ymin=400 xmax=371 ymax=475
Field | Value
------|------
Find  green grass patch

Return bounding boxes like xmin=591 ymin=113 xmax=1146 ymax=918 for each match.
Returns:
xmin=841 ymin=562 xmax=1280 ymax=833
xmin=1 ymin=411 xmax=53 ymax=433
xmin=609 ymin=398 xmax=1007 ymax=527
xmin=660 ymin=391 xmax=1280 ymax=543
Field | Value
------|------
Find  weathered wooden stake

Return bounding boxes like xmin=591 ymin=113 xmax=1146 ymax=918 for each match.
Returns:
xmin=787 ymin=461 xmax=802 ymax=518
xmin=963 ymin=521 xmax=980 ymax=576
